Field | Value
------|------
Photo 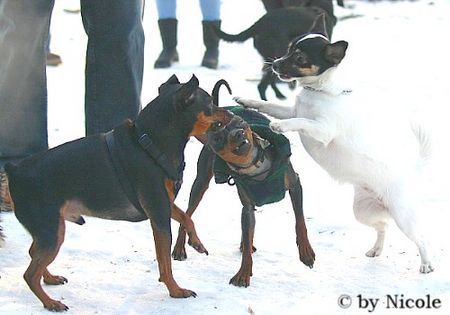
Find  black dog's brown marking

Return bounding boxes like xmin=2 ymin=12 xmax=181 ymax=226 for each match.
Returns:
xmin=1 ymin=75 xmax=233 ymax=311
xmin=172 ymin=80 xmax=315 ymax=287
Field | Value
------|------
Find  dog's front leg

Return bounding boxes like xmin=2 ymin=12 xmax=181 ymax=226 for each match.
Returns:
xmin=148 ymin=179 xmax=197 ymax=298
xmin=171 ymin=203 xmax=208 ymax=256
xmin=270 ymin=118 xmax=336 ymax=146
xmin=150 ymin=219 xmax=197 ymax=298
xmin=230 ymin=190 xmax=255 ymax=287
xmin=173 ymin=147 xmax=214 ymax=261
xmin=233 ymin=96 xmax=296 ymax=119
xmin=285 ymin=164 xmax=315 ymax=268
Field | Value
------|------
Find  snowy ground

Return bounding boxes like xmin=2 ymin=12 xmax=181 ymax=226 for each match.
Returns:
xmin=1 ymin=0 xmax=450 ymax=314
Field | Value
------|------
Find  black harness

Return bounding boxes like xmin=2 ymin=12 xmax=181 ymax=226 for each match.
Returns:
xmin=105 ymin=123 xmax=184 ymax=212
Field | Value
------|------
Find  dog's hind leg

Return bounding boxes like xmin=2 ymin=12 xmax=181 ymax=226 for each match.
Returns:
xmin=23 ymin=215 xmax=68 ymax=311
xmin=387 ymin=186 xmax=434 ymax=273
xmin=353 ymin=186 xmax=390 ymax=258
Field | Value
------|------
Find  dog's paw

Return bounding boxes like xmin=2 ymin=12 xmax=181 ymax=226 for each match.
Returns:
xmin=269 ymin=121 xmax=287 ymax=134
xmin=229 ymin=270 xmax=252 ymax=287
xmin=365 ymin=246 xmax=383 ymax=258
xmin=233 ymin=96 xmax=260 ymax=109
xmin=420 ymin=262 xmax=434 ymax=274
xmin=187 ymin=238 xmax=209 ymax=256
xmin=172 ymin=245 xmax=188 ymax=261
xmin=43 ymin=274 xmax=68 ymax=285
xmin=299 ymin=243 xmax=315 ymax=269
xmin=44 ymin=299 xmax=69 ymax=312
xmin=169 ymin=288 xmax=197 ymax=298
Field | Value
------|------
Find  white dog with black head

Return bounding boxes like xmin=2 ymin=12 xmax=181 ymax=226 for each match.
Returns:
xmin=235 ymin=14 xmax=434 ymax=273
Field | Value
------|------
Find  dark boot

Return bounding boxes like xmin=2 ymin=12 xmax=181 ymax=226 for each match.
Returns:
xmin=154 ymin=19 xmax=178 ymax=68
xmin=201 ymin=20 xmax=221 ymax=69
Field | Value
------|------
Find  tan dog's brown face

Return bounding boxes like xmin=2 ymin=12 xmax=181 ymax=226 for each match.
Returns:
xmin=206 ymin=115 xmax=255 ymax=165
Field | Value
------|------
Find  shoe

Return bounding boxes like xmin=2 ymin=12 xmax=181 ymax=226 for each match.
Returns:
xmin=46 ymin=52 xmax=62 ymax=66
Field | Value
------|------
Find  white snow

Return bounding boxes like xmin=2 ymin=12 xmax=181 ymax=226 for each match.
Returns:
xmin=1 ymin=0 xmax=450 ymax=314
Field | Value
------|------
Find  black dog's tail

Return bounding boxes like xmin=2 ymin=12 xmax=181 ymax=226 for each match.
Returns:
xmin=212 ymin=79 xmax=232 ymax=106
xmin=214 ymin=23 xmax=258 ymax=43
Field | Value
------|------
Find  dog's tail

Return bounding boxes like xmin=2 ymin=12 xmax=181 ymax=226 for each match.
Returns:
xmin=212 ymin=79 xmax=232 ymax=106
xmin=214 ymin=23 xmax=258 ymax=43
xmin=411 ymin=123 xmax=432 ymax=162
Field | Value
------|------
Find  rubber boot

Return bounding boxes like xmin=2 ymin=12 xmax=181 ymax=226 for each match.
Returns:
xmin=154 ymin=19 xmax=178 ymax=68
xmin=201 ymin=20 xmax=221 ymax=69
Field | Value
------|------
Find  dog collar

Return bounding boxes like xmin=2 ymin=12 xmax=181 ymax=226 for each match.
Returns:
xmin=226 ymin=136 xmax=269 ymax=174
xmin=295 ymin=33 xmax=329 ymax=45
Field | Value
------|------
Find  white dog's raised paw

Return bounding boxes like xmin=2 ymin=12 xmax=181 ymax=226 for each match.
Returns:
xmin=233 ymin=96 xmax=259 ymax=109
xmin=419 ymin=263 xmax=434 ymax=274
xmin=269 ymin=121 xmax=286 ymax=134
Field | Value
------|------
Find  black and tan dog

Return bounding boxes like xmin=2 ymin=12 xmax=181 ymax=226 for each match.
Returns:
xmin=215 ymin=0 xmax=337 ymax=100
xmin=0 ymin=75 xmax=233 ymax=311
xmin=172 ymin=80 xmax=315 ymax=287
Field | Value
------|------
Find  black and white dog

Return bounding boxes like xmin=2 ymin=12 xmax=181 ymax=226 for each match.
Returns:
xmin=235 ymin=15 xmax=434 ymax=273
xmin=216 ymin=0 xmax=337 ymax=101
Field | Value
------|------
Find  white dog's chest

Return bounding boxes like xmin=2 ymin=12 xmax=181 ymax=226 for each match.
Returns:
xmin=295 ymin=92 xmax=421 ymax=188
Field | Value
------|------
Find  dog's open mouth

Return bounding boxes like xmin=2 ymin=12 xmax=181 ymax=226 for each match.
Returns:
xmin=277 ymin=73 xmax=293 ymax=81
xmin=232 ymin=139 xmax=251 ymax=155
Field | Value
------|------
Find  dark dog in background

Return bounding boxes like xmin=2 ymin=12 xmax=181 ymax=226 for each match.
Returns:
xmin=172 ymin=80 xmax=315 ymax=287
xmin=0 ymin=75 xmax=233 ymax=311
xmin=215 ymin=0 xmax=337 ymax=100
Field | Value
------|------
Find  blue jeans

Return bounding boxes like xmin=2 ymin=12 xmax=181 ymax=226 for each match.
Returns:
xmin=156 ymin=0 xmax=220 ymax=20
xmin=0 ymin=0 xmax=144 ymax=166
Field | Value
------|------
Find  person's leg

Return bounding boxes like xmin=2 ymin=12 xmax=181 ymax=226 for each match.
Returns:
xmin=0 ymin=0 xmax=53 ymax=168
xmin=199 ymin=0 xmax=221 ymax=69
xmin=154 ymin=0 xmax=178 ymax=68
xmin=156 ymin=0 xmax=176 ymax=19
xmin=199 ymin=0 xmax=220 ymax=21
xmin=80 ymin=0 xmax=144 ymax=135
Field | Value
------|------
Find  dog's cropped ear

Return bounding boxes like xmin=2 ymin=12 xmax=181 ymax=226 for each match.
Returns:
xmin=174 ymin=74 xmax=199 ymax=109
xmin=324 ymin=41 xmax=348 ymax=65
xmin=309 ymin=13 xmax=329 ymax=39
xmin=158 ymin=74 xmax=180 ymax=94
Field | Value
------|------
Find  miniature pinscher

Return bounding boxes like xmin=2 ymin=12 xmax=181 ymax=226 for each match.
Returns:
xmin=172 ymin=80 xmax=315 ymax=287
xmin=0 ymin=75 xmax=233 ymax=311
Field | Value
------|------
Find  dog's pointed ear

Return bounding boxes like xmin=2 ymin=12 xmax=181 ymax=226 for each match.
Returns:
xmin=158 ymin=74 xmax=180 ymax=94
xmin=309 ymin=13 xmax=329 ymax=39
xmin=174 ymin=74 xmax=199 ymax=109
xmin=324 ymin=41 xmax=348 ymax=65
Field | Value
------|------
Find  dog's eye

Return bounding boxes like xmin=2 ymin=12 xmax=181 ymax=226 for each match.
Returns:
xmin=214 ymin=122 xmax=223 ymax=128
xmin=295 ymin=55 xmax=306 ymax=65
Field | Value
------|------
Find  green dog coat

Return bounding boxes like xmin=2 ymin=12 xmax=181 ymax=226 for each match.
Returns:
xmin=213 ymin=106 xmax=291 ymax=207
